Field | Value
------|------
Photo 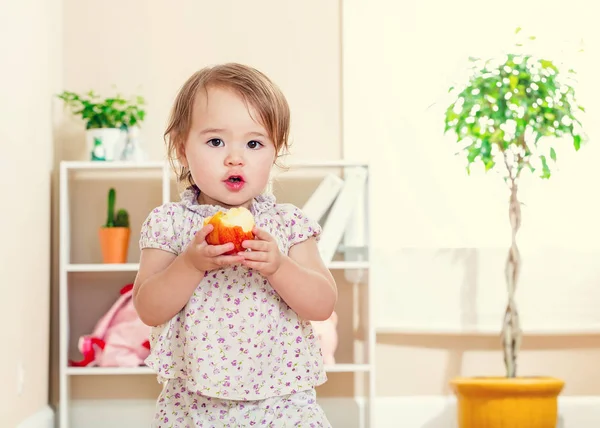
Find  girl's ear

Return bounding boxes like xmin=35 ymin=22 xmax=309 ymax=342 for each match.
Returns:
xmin=176 ymin=140 xmax=188 ymax=168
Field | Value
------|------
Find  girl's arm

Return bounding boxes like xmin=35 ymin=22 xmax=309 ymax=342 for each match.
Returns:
xmin=266 ymin=237 xmax=337 ymax=321
xmin=239 ymin=206 xmax=337 ymax=322
xmin=134 ymin=224 xmax=244 ymax=327
xmin=133 ymin=249 xmax=203 ymax=327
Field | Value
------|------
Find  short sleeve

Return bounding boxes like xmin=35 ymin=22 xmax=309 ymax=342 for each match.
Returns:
xmin=285 ymin=205 xmax=322 ymax=248
xmin=139 ymin=203 xmax=182 ymax=254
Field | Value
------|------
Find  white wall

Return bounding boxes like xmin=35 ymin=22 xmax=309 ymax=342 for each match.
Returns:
xmin=0 ymin=0 xmax=62 ymax=425
xmin=344 ymin=0 xmax=600 ymax=251
xmin=342 ymin=0 xmax=600 ymax=398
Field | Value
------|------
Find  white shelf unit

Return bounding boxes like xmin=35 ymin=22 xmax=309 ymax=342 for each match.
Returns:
xmin=58 ymin=160 xmax=374 ymax=428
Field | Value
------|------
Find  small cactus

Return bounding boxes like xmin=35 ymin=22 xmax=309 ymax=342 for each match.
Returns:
xmin=115 ymin=209 xmax=130 ymax=228
xmin=105 ymin=188 xmax=116 ymax=227
xmin=104 ymin=188 xmax=129 ymax=228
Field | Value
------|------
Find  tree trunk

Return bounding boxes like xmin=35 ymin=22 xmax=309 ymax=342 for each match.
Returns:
xmin=502 ymin=182 xmax=523 ymax=378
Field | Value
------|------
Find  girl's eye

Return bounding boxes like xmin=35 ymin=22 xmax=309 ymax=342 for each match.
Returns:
xmin=207 ymin=138 xmax=224 ymax=147
xmin=247 ymin=140 xmax=263 ymax=150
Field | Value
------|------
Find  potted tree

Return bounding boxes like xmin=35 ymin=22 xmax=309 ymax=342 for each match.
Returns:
xmin=99 ymin=188 xmax=131 ymax=264
xmin=57 ymin=90 xmax=146 ymax=161
xmin=443 ymin=29 xmax=586 ymax=427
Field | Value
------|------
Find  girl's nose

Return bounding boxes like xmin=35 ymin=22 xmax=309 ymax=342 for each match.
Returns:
xmin=225 ymin=150 xmax=245 ymax=166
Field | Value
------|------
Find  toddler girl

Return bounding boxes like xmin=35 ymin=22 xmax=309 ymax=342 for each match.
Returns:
xmin=133 ymin=63 xmax=337 ymax=427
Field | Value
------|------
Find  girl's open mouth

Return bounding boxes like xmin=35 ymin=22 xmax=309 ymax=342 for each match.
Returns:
xmin=224 ymin=175 xmax=245 ymax=191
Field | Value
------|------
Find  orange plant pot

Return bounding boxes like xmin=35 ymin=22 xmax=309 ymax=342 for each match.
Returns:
xmin=98 ymin=227 xmax=131 ymax=264
xmin=450 ymin=376 xmax=565 ymax=428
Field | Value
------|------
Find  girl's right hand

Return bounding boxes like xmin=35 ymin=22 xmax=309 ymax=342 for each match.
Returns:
xmin=183 ymin=224 xmax=244 ymax=272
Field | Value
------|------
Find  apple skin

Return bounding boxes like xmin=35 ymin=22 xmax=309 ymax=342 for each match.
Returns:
xmin=203 ymin=209 xmax=255 ymax=255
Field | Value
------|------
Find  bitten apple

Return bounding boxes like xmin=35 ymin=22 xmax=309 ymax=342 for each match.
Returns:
xmin=203 ymin=207 xmax=255 ymax=254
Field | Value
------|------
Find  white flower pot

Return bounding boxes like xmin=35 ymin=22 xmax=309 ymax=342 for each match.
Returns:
xmin=120 ymin=126 xmax=148 ymax=162
xmin=85 ymin=128 xmax=125 ymax=161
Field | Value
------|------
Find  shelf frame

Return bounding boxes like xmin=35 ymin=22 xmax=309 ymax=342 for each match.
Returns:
xmin=65 ymin=363 xmax=373 ymax=377
xmin=58 ymin=160 xmax=373 ymax=428
xmin=66 ymin=260 xmax=370 ymax=273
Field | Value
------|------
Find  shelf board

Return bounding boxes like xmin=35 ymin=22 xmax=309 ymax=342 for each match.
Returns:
xmin=60 ymin=159 xmax=367 ymax=171
xmin=328 ymin=260 xmax=369 ymax=269
xmin=65 ymin=363 xmax=371 ymax=376
xmin=324 ymin=363 xmax=371 ymax=373
xmin=284 ymin=160 xmax=369 ymax=168
xmin=376 ymin=324 xmax=600 ymax=336
xmin=66 ymin=261 xmax=369 ymax=273
xmin=65 ymin=366 xmax=154 ymax=375
xmin=66 ymin=263 xmax=139 ymax=272
xmin=61 ymin=161 xmax=166 ymax=171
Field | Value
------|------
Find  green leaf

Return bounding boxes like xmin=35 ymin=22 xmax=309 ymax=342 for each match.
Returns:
xmin=466 ymin=144 xmax=481 ymax=163
xmin=442 ymin=44 xmax=585 ymax=182
xmin=57 ymin=89 xmax=146 ymax=129
xmin=540 ymin=155 xmax=551 ymax=179
xmin=574 ymin=135 xmax=581 ymax=151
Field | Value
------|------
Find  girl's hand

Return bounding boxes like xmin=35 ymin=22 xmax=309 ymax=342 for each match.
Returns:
xmin=183 ymin=224 xmax=244 ymax=272
xmin=239 ymin=227 xmax=282 ymax=277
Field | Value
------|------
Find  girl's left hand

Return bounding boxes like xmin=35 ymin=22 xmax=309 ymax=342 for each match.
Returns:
xmin=239 ymin=227 xmax=282 ymax=277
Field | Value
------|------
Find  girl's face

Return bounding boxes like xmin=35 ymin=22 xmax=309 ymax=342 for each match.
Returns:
xmin=180 ymin=85 xmax=277 ymax=209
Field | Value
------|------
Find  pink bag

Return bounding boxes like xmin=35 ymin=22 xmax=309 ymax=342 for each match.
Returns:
xmin=69 ymin=283 xmax=152 ymax=368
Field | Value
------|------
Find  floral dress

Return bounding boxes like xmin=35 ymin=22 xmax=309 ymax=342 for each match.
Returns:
xmin=139 ymin=189 xmax=331 ymax=427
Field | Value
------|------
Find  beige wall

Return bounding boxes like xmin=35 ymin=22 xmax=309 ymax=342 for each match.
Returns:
xmin=58 ymin=0 xmax=342 ymax=163
xmin=0 ymin=0 xmax=62 ymax=425
xmin=49 ymin=0 xmax=600 ymax=418
xmin=51 ymin=0 xmax=346 ymax=404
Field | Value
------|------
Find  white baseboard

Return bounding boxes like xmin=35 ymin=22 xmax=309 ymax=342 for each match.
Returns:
xmin=66 ymin=396 xmax=600 ymax=428
xmin=373 ymin=396 xmax=600 ymax=428
xmin=17 ymin=405 xmax=55 ymax=428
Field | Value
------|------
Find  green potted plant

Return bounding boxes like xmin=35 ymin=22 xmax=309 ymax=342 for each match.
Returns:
xmin=57 ymin=90 xmax=146 ymax=161
xmin=443 ymin=28 xmax=586 ymax=427
xmin=99 ymin=188 xmax=130 ymax=264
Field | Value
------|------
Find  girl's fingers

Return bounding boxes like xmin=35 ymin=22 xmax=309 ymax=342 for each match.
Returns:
xmin=239 ymin=250 xmax=268 ymax=262
xmin=214 ymin=254 xmax=244 ymax=266
xmin=252 ymin=227 xmax=275 ymax=242
xmin=242 ymin=239 xmax=269 ymax=251
xmin=241 ymin=260 xmax=266 ymax=271
xmin=205 ymin=242 xmax=235 ymax=257
xmin=194 ymin=224 xmax=213 ymax=243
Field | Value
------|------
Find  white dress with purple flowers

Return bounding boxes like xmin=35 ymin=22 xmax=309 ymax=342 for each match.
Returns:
xmin=139 ymin=189 xmax=328 ymax=406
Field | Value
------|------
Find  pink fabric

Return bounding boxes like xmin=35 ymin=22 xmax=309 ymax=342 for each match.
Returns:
xmin=70 ymin=283 xmax=151 ymax=368
xmin=311 ymin=311 xmax=338 ymax=365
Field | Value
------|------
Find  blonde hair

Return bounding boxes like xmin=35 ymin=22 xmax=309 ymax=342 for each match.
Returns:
xmin=164 ymin=63 xmax=291 ymax=188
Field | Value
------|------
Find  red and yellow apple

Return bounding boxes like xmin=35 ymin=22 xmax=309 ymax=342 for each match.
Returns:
xmin=203 ymin=207 xmax=255 ymax=254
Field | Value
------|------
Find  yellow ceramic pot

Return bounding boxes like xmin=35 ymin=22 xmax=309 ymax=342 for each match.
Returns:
xmin=450 ymin=376 xmax=564 ymax=428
